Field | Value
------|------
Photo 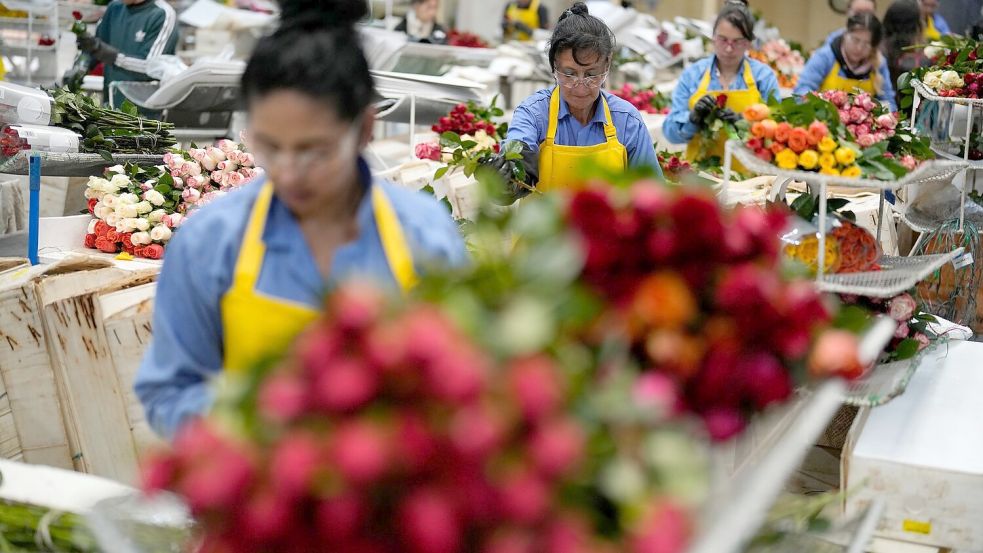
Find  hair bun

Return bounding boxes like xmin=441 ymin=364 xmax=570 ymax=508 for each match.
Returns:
xmin=560 ymin=1 xmax=590 ymax=21
xmin=278 ymin=0 xmax=367 ymax=31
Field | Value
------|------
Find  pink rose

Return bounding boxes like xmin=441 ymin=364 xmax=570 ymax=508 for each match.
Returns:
xmin=225 ymin=150 xmax=241 ymax=164
xmin=914 ymin=333 xmax=931 ymax=350
xmin=888 ymin=293 xmax=917 ymax=322
xmin=894 ymin=321 xmax=909 ymax=338
xmin=857 ymin=134 xmax=878 ymax=148
xmin=901 ymin=155 xmax=918 ymax=170
xmin=182 ymin=188 xmax=201 ymax=203
xmin=856 ymin=123 xmax=872 ymax=137
xmin=183 ymin=162 xmax=202 ymax=177
xmin=828 ymin=90 xmax=848 ymax=107
xmin=226 ymin=172 xmax=244 ymax=187
xmin=859 ymin=95 xmax=877 ymax=112
xmin=850 ymin=107 xmax=868 ymax=124
xmin=172 ymin=176 xmax=184 ymax=189
xmin=140 ymin=182 xmax=153 ymax=191
xmin=216 ymin=160 xmax=237 ymax=173
xmin=211 ymin=171 xmax=224 ymax=184
xmin=414 ymin=142 xmax=442 ymax=161
xmin=239 ymin=168 xmax=256 ymax=181
xmin=240 ymin=153 xmax=255 ymax=168
xmin=216 ymin=139 xmax=237 ymax=154
xmin=876 ymin=113 xmax=898 ymax=130
xmin=200 ymin=156 xmax=217 ymax=172
xmin=839 ymin=109 xmax=851 ymax=123
xmin=206 ymin=147 xmax=227 ymax=163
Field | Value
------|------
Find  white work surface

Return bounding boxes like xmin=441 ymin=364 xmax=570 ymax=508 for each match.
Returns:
xmin=846 ymin=340 xmax=983 ymax=552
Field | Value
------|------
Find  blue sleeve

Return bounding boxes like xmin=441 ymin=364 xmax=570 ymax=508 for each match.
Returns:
xmin=623 ymin=113 xmax=663 ymax=177
xmin=134 ymin=219 xmax=227 ymax=440
xmin=878 ymin=58 xmax=898 ymax=111
xmin=505 ymin=100 xmax=545 ymax=153
xmin=663 ymin=65 xmax=702 ymax=144
xmin=935 ymin=14 xmax=951 ymax=35
xmin=794 ymin=46 xmax=833 ymax=99
xmin=404 ymin=194 xmax=469 ymax=271
xmin=754 ymin=62 xmax=781 ymax=104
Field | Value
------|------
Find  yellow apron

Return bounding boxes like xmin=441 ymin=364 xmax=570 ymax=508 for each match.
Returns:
xmin=685 ymin=59 xmax=762 ymax=167
xmin=505 ymin=0 xmax=541 ymax=41
xmin=925 ymin=15 xmax=941 ymax=40
xmin=537 ymin=88 xmax=628 ymax=192
xmin=220 ymin=182 xmax=418 ymax=373
xmin=820 ymin=60 xmax=876 ymax=96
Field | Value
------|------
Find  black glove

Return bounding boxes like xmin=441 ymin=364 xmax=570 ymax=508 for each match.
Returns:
xmin=78 ymin=34 xmax=119 ymax=64
xmin=718 ymin=108 xmax=740 ymax=124
xmin=689 ymin=94 xmax=718 ymax=128
xmin=482 ymin=142 xmax=539 ymax=203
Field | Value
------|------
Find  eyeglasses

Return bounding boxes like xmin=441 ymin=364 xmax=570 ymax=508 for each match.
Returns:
xmin=844 ymin=33 xmax=873 ymax=49
xmin=713 ymin=36 xmax=750 ymax=50
xmin=252 ymin=121 xmax=360 ymax=173
xmin=554 ymin=70 xmax=608 ymax=89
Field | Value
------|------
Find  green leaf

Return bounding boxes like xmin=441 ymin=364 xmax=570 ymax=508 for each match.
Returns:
xmin=894 ymin=338 xmax=920 ymax=360
xmin=790 ymin=193 xmax=817 ymax=221
xmin=461 ymin=140 xmax=478 ymax=150
xmin=440 ymin=131 xmax=463 ymax=146
xmin=834 ymin=305 xmax=872 ymax=333
xmin=158 ymin=172 xmax=174 ymax=187
xmin=97 ymin=150 xmax=113 ymax=162
xmin=154 ymin=183 xmax=172 ymax=195
xmin=120 ymin=100 xmax=139 ymax=117
xmin=434 ymin=166 xmax=450 ymax=180
xmin=827 ymin=198 xmax=850 ymax=211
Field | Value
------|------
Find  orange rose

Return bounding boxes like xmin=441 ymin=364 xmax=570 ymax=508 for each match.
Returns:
xmin=769 ymin=141 xmax=786 ymax=155
xmin=808 ymin=121 xmax=829 ymax=143
xmin=742 ymin=102 xmax=771 ymax=122
xmin=751 ymin=121 xmax=767 ymax=138
xmin=774 ymin=122 xmax=792 ymax=144
xmin=632 ymin=272 xmax=697 ymax=329
xmin=788 ymin=128 xmax=810 ymax=153
xmin=759 ymin=119 xmax=778 ymax=139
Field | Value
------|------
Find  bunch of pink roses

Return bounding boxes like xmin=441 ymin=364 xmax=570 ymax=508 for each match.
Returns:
xmin=818 ymin=90 xmax=899 ymax=148
xmin=163 ymin=139 xmax=260 ymax=211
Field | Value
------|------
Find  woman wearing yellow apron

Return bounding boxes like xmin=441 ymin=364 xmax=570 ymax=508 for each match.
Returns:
xmin=919 ymin=0 xmax=950 ymax=39
xmin=135 ymin=0 xmax=467 ymax=440
xmin=502 ymin=0 xmax=549 ymax=41
xmin=663 ymin=3 xmax=779 ymax=166
xmin=488 ymin=2 xmax=662 ymax=199
xmin=795 ymin=13 xmax=897 ymax=111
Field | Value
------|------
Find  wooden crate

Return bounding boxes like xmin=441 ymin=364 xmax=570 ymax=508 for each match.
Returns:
xmin=36 ymin=266 xmax=158 ymax=485
xmin=99 ymin=283 xmax=163 ymax=454
xmin=0 ymin=256 xmax=120 ymax=471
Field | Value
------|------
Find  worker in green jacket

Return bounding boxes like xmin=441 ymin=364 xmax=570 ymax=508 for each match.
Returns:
xmin=76 ymin=0 xmax=178 ymax=107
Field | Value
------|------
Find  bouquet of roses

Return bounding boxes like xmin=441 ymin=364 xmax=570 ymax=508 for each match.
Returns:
xmin=839 ymin=291 xmax=936 ymax=363
xmin=612 ymin=84 xmax=671 ymax=115
xmin=898 ymin=36 xmax=983 ymax=108
xmin=693 ymin=94 xmax=749 ymax=168
xmin=416 ymin=98 xmax=517 ymax=185
xmin=748 ymin=39 xmax=804 ymax=89
xmin=163 ymin=139 xmax=260 ymax=212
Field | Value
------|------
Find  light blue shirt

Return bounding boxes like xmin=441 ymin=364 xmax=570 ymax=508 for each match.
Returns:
xmin=794 ymin=41 xmax=897 ymax=111
xmin=134 ymin=159 xmax=467 ymax=440
xmin=825 ymin=27 xmax=845 ymax=46
xmin=663 ymin=55 xmax=781 ymax=145
xmin=506 ymin=87 xmax=663 ymax=177
xmin=931 ymin=12 xmax=952 ymax=35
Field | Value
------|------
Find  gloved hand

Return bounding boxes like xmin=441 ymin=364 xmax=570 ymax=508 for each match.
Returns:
xmin=481 ymin=141 xmax=539 ymax=203
xmin=77 ymin=34 xmax=119 ymax=64
xmin=689 ymin=94 xmax=718 ymax=128
xmin=718 ymin=108 xmax=741 ymax=124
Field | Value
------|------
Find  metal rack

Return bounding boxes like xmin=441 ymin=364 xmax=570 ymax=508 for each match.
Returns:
xmin=0 ymin=0 xmax=61 ymax=86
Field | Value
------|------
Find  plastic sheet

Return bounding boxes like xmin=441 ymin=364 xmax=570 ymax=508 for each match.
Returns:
xmin=0 ymin=81 xmax=52 ymax=126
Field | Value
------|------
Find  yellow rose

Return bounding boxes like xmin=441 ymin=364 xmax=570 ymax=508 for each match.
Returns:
xmin=798 ymin=149 xmax=820 ymax=170
xmin=841 ymin=165 xmax=862 ymax=178
xmin=775 ymin=148 xmax=798 ymax=170
xmin=834 ymin=147 xmax=856 ymax=166
xmin=818 ymin=136 xmax=838 ymax=153
xmin=819 ymin=167 xmax=840 ymax=176
xmin=819 ymin=152 xmax=837 ymax=169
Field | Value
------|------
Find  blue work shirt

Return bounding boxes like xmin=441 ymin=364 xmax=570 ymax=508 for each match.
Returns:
xmin=506 ymin=87 xmax=663 ymax=177
xmin=134 ymin=159 xmax=468 ymax=439
xmin=662 ymin=55 xmax=781 ymax=145
xmin=930 ymin=12 xmax=952 ymax=35
xmin=794 ymin=41 xmax=897 ymax=111
xmin=825 ymin=27 xmax=845 ymax=46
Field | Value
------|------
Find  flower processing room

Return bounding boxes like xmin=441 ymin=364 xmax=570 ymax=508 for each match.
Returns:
xmin=2 ymin=0 xmax=983 ymax=551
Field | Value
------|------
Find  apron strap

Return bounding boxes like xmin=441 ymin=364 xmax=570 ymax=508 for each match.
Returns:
xmin=546 ymin=87 xmax=561 ymax=145
xmin=230 ymin=182 xmax=275 ymax=291
xmin=741 ymin=59 xmax=759 ymax=94
xmin=372 ymin=185 xmax=418 ymax=293
xmin=600 ymin=94 xmax=619 ymax=142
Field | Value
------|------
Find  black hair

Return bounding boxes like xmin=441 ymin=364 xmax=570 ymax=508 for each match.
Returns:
xmin=846 ymin=12 xmax=884 ymax=47
xmin=724 ymin=0 xmax=749 ymax=6
xmin=714 ymin=3 xmax=755 ymax=42
xmin=241 ymin=0 xmax=374 ymax=123
xmin=410 ymin=0 xmax=431 ymax=5
xmin=547 ymin=2 xmax=616 ymax=71
xmin=883 ymin=0 xmax=923 ymax=37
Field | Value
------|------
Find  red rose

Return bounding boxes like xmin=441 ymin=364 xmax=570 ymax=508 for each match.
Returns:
xmin=715 ymin=94 xmax=728 ymax=108
xmin=738 ymin=352 xmax=792 ymax=409
xmin=83 ymin=233 xmax=97 ymax=249
xmin=87 ymin=198 xmax=98 ymax=215
xmin=133 ymin=246 xmax=145 ymax=258
xmin=95 ymin=237 xmax=118 ymax=254
xmin=120 ymin=232 xmax=134 ymax=250
xmin=105 ymin=229 xmax=119 ymax=243
xmin=142 ymin=244 xmax=165 ymax=259
xmin=72 ymin=10 xmax=82 ymax=20
xmin=94 ymin=220 xmax=110 ymax=237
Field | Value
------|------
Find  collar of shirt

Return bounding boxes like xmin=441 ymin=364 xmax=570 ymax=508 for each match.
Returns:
xmin=710 ymin=55 xmax=750 ymax=89
xmin=554 ymin=86 xmax=609 ymax=126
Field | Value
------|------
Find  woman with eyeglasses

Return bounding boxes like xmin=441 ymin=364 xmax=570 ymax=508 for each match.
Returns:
xmin=134 ymin=0 xmax=467 ymax=440
xmin=795 ymin=13 xmax=897 ymax=111
xmin=487 ymin=2 xmax=662 ymax=199
xmin=663 ymin=3 xmax=779 ymax=165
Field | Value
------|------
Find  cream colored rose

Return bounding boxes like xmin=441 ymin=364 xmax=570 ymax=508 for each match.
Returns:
xmin=148 ymin=209 xmax=167 ymax=223
xmin=923 ymin=70 xmax=944 ymax=89
xmin=116 ymin=204 xmax=139 ymax=219
xmin=87 ymin=219 xmax=98 ymax=234
xmin=134 ymin=201 xmax=153 ymax=215
xmin=941 ymin=70 xmax=964 ymax=89
xmin=118 ymin=218 xmax=139 ymax=233
xmin=135 ymin=218 xmax=151 ymax=231
xmin=105 ymin=213 xmax=120 ymax=227
xmin=130 ymin=231 xmax=152 ymax=246
xmin=144 ymin=189 xmax=166 ymax=206
xmin=110 ymin=174 xmax=131 ymax=192
xmin=118 ymin=192 xmax=140 ymax=205
xmin=84 ymin=187 xmax=105 ymax=200
xmin=150 ymin=225 xmax=173 ymax=242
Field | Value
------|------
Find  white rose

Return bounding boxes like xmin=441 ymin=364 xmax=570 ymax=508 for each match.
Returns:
xmin=148 ymin=209 xmax=167 ymax=223
xmin=94 ymin=205 xmax=112 ymax=219
xmin=130 ymin=231 xmax=152 ymax=246
xmin=116 ymin=204 xmax=139 ymax=219
xmin=108 ymin=164 xmax=125 ymax=174
xmin=110 ymin=174 xmax=131 ymax=191
xmin=84 ymin=188 xmax=105 ymax=200
xmin=924 ymin=45 xmax=942 ymax=59
xmin=134 ymin=201 xmax=153 ymax=215
xmin=102 ymin=194 xmax=117 ymax=208
xmin=87 ymin=219 xmax=98 ymax=234
xmin=144 ymin=189 xmax=166 ymax=206
xmin=118 ymin=193 xmax=140 ymax=205
xmin=941 ymin=70 xmax=964 ymax=88
xmin=150 ymin=225 xmax=173 ymax=242
xmin=135 ymin=218 xmax=151 ymax=231
xmin=923 ymin=70 xmax=944 ymax=89
xmin=87 ymin=176 xmax=110 ymax=192
xmin=105 ymin=213 xmax=119 ymax=227
xmin=118 ymin=218 xmax=138 ymax=233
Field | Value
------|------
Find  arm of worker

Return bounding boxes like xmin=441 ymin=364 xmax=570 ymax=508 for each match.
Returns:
xmin=751 ymin=59 xmax=782 ymax=104
xmin=662 ymin=62 xmax=705 ymax=144
xmin=134 ymin=219 xmax=226 ymax=441
xmin=623 ymin=111 xmax=665 ymax=178
xmin=877 ymin=57 xmax=898 ymax=111
xmin=934 ymin=13 xmax=951 ymax=35
xmin=793 ymin=46 xmax=834 ymax=99
xmin=114 ymin=7 xmax=177 ymax=75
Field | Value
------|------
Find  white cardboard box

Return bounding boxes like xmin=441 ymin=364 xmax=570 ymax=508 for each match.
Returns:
xmin=844 ymin=341 xmax=983 ymax=551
